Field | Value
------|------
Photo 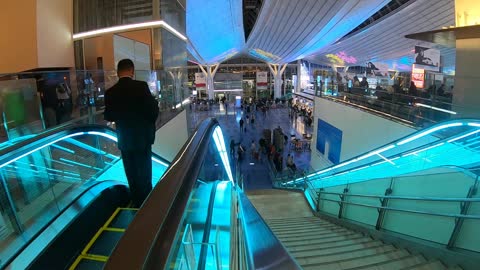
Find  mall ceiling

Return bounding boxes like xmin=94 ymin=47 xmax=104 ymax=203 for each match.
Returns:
xmin=186 ymin=0 xmax=456 ymax=71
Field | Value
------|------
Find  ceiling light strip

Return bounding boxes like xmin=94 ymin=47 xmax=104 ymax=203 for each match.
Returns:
xmin=73 ymin=20 xmax=187 ymax=41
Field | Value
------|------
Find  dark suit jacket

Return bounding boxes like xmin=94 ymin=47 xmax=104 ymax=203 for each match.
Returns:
xmin=104 ymin=77 xmax=159 ymax=151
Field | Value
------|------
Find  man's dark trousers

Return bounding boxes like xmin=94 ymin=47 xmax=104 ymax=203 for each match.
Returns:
xmin=121 ymin=147 xmax=152 ymax=207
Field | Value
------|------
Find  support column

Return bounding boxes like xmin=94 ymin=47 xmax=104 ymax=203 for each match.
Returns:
xmin=198 ymin=64 xmax=219 ymax=100
xmin=267 ymin=63 xmax=288 ymax=99
xmin=295 ymin=59 xmax=302 ymax=94
xmin=168 ymin=69 xmax=184 ymax=104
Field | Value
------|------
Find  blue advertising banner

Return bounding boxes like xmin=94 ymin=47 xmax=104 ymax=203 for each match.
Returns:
xmin=316 ymin=119 xmax=343 ymax=164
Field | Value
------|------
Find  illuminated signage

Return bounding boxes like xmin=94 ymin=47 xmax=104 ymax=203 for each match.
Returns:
xmin=412 ymin=65 xmax=425 ymax=88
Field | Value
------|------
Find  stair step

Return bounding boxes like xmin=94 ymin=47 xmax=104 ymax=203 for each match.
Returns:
xmin=267 ymin=217 xmax=329 ymax=224
xmin=273 ymin=226 xmax=345 ymax=237
xmin=278 ymin=228 xmax=350 ymax=242
xmin=292 ymin=240 xmax=384 ymax=258
xmin=353 ymin=254 xmax=427 ymax=270
xmin=268 ymin=222 xmax=338 ymax=232
xmin=266 ymin=219 xmax=334 ymax=226
xmin=303 ymin=249 xmax=410 ymax=270
xmin=267 ymin=223 xmax=340 ymax=230
xmin=297 ymin=244 xmax=398 ymax=265
xmin=283 ymin=232 xmax=363 ymax=247
xmin=402 ymin=260 xmax=448 ymax=270
xmin=287 ymin=235 xmax=371 ymax=252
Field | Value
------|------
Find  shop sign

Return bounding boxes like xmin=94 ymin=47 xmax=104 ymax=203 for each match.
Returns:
xmin=256 ymin=71 xmax=268 ymax=89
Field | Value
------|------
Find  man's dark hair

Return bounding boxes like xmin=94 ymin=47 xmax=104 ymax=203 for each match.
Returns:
xmin=117 ymin=59 xmax=135 ymax=71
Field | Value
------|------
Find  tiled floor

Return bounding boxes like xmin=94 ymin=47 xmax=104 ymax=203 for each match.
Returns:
xmin=188 ymin=103 xmax=313 ymax=190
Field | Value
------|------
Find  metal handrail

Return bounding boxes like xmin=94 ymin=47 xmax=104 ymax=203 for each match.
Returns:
xmin=317 ymin=191 xmax=480 ymax=202
xmin=318 ymin=197 xmax=480 ymax=220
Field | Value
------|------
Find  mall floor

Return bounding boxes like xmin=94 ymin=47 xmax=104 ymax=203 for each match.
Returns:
xmin=188 ymin=102 xmax=313 ymax=190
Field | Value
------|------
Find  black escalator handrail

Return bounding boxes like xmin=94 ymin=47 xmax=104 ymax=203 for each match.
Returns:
xmin=105 ymin=118 xmax=219 ymax=270
xmin=238 ymin=190 xmax=302 ymax=270
xmin=0 ymin=124 xmax=170 ymax=168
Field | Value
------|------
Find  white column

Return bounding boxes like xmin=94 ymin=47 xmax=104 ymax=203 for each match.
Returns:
xmin=268 ymin=63 xmax=288 ymax=99
xmin=198 ymin=64 xmax=219 ymax=100
xmin=296 ymin=60 xmax=302 ymax=93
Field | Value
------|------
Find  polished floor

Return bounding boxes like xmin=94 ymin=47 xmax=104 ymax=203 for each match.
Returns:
xmin=188 ymin=102 xmax=313 ymax=190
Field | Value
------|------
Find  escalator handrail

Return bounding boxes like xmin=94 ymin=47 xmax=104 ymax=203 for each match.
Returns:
xmin=0 ymin=124 xmax=170 ymax=168
xmin=105 ymin=118 xmax=219 ymax=270
xmin=237 ymin=190 xmax=303 ymax=270
xmin=303 ymin=118 xmax=480 ymax=181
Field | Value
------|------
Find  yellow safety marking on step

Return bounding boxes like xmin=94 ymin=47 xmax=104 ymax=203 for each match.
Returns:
xmin=103 ymin=227 xmax=126 ymax=233
xmin=68 ymin=255 xmax=106 ymax=270
xmin=103 ymin=208 xmax=122 ymax=228
xmin=81 ymin=227 xmax=105 ymax=256
xmin=68 ymin=254 xmax=85 ymax=270
xmin=118 ymin=207 xmax=139 ymax=211
xmin=83 ymin=253 xmax=109 ymax=262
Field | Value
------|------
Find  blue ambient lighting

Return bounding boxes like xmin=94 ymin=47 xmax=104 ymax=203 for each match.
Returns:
xmin=0 ymin=132 xmax=85 ymax=170
xmin=212 ymin=126 xmax=234 ymax=182
xmin=397 ymin=123 xmax=463 ymax=145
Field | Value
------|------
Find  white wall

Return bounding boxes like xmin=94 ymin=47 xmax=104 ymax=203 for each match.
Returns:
xmin=152 ymin=110 xmax=189 ymax=162
xmin=311 ymin=97 xmax=418 ymax=170
xmin=36 ymin=0 xmax=74 ymax=68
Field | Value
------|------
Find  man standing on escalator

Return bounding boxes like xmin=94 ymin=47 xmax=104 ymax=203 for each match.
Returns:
xmin=104 ymin=59 xmax=159 ymax=207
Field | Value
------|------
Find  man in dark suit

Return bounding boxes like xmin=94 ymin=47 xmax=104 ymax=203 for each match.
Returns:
xmin=104 ymin=59 xmax=159 ymax=207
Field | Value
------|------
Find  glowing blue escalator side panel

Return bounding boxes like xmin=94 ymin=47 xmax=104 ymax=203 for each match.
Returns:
xmin=290 ymin=119 xmax=480 ymax=188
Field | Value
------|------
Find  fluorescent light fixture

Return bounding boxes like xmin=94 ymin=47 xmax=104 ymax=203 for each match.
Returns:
xmin=468 ymin=123 xmax=480 ymax=127
xmin=448 ymin=130 xmax=480 ymax=143
xmin=213 ymin=89 xmax=244 ymax=92
xmin=73 ymin=20 xmax=187 ymax=41
xmin=249 ymin=163 xmax=255 ymax=165
xmin=414 ymin=103 xmax=457 ymax=115
xmin=397 ymin=122 xmax=463 ymax=146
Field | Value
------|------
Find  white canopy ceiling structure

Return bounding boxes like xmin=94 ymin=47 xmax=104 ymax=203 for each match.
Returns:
xmin=186 ymin=0 xmax=245 ymax=64
xmin=305 ymin=0 xmax=456 ymax=72
xmin=186 ymin=0 xmax=456 ymax=72
xmin=245 ymin=0 xmax=390 ymax=64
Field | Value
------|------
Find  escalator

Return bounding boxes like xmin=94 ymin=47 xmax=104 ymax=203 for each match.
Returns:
xmin=0 ymin=124 xmax=170 ymax=269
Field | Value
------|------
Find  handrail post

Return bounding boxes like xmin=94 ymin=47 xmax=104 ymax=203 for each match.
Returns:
xmin=376 ymin=188 xmax=393 ymax=230
xmin=447 ymin=177 xmax=478 ymax=249
xmin=338 ymin=188 xmax=349 ymax=219
xmin=316 ymin=188 xmax=324 ymax=212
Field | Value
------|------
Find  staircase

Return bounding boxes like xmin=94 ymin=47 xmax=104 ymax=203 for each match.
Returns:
xmin=247 ymin=189 xmax=462 ymax=270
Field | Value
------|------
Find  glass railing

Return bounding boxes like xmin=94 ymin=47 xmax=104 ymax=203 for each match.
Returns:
xmin=309 ymin=86 xmax=476 ymax=128
xmin=282 ymin=119 xmax=480 ymax=189
xmin=0 ymin=124 xmax=169 ymax=269
xmin=0 ymin=69 xmax=188 ymax=147
xmin=105 ymin=118 xmax=299 ymax=270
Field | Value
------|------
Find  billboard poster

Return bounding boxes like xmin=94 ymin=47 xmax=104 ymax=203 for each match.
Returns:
xmin=256 ymin=71 xmax=268 ymax=90
xmin=412 ymin=66 xmax=425 ymax=88
xmin=414 ymin=46 xmax=440 ymax=71
xmin=195 ymin=72 xmax=206 ymax=89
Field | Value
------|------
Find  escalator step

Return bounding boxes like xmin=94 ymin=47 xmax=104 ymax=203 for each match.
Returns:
xmin=85 ymin=230 xmax=124 ymax=257
xmin=74 ymin=257 xmax=105 ymax=270
xmin=106 ymin=208 xmax=138 ymax=229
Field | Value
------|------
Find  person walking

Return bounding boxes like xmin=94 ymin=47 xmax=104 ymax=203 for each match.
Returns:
xmin=104 ymin=59 xmax=159 ymax=207
xmin=239 ymin=118 xmax=244 ymax=132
